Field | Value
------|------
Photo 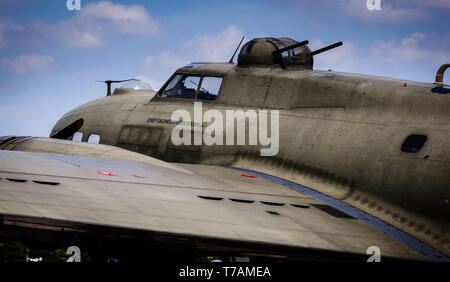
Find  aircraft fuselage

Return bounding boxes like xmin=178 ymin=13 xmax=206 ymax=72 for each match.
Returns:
xmin=48 ymin=62 xmax=450 ymax=256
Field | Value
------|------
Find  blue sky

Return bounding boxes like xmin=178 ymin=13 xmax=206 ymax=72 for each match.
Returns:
xmin=0 ymin=0 xmax=449 ymax=136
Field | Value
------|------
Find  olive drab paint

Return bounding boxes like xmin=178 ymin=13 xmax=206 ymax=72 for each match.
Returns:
xmin=10 ymin=37 xmax=450 ymax=257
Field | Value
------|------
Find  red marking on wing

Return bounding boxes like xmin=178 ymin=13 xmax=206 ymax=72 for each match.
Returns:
xmin=98 ymin=171 xmax=115 ymax=176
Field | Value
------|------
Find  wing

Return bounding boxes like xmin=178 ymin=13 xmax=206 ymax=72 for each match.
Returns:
xmin=0 ymin=149 xmax=426 ymax=261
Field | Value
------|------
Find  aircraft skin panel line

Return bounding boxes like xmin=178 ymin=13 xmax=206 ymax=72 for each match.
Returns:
xmin=0 ymin=150 xmax=429 ymax=261
xmin=1 ymin=37 xmax=449 ymax=261
xmin=230 ymin=167 xmax=449 ymax=262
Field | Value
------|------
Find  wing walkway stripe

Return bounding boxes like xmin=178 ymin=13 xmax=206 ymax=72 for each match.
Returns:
xmin=229 ymin=167 xmax=449 ymax=262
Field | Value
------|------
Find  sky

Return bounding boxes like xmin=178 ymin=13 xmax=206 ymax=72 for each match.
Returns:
xmin=0 ymin=0 xmax=449 ymax=137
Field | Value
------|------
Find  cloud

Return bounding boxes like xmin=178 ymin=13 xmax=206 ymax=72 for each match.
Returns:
xmin=142 ymin=26 xmax=244 ymax=88
xmin=310 ymin=38 xmax=358 ymax=72
xmin=1 ymin=54 xmax=57 ymax=75
xmin=0 ymin=1 xmax=161 ymax=50
xmin=183 ymin=26 xmax=245 ymax=62
xmin=0 ymin=18 xmax=22 ymax=51
xmin=289 ymin=0 xmax=450 ymax=22
xmin=371 ymin=32 xmax=450 ymax=64
xmin=82 ymin=1 xmax=160 ymax=36
xmin=48 ymin=20 xmax=105 ymax=48
xmin=52 ymin=1 xmax=160 ymax=48
xmin=338 ymin=0 xmax=426 ymax=22
xmin=309 ymin=32 xmax=450 ymax=84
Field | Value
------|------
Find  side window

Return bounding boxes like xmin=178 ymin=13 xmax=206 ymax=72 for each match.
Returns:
xmin=197 ymin=77 xmax=223 ymax=101
xmin=401 ymin=134 xmax=427 ymax=153
xmin=72 ymin=132 xmax=83 ymax=142
xmin=87 ymin=134 xmax=100 ymax=144
xmin=160 ymin=74 xmax=201 ymax=99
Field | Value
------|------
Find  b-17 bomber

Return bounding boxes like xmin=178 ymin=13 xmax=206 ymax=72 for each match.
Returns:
xmin=0 ymin=37 xmax=449 ymax=263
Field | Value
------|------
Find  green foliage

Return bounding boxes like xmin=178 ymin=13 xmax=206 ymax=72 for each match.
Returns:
xmin=0 ymin=242 xmax=29 ymax=262
xmin=0 ymin=241 xmax=92 ymax=262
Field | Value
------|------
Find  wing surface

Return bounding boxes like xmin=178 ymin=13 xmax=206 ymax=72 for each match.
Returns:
xmin=0 ymin=150 xmax=426 ymax=261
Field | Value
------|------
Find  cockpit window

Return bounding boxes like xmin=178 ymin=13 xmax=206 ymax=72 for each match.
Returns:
xmin=118 ymin=79 xmax=153 ymax=91
xmin=87 ymin=134 xmax=100 ymax=144
xmin=159 ymin=74 xmax=223 ymax=100
xmin=197 ymin=77 xmax=223 ymax=101
xmin=165 ymin=74 xmax=183 ymax=91
xmin=160 ymin=75 xmax=201 ymax=99
xmin=72 ymin=132 xmax=83 ymax=142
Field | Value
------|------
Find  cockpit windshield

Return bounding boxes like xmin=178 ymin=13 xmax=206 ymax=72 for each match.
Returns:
xmin=160 ymin=74 xmax=201 ymax=99
xmin=118 ymin=79 xmax=153 ymax=91
xmin=159 ymin=74 xmax=223 ymax=100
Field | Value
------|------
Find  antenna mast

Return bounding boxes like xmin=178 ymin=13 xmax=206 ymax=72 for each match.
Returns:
xmin=228 ymin=36 xmax=245 ymax=63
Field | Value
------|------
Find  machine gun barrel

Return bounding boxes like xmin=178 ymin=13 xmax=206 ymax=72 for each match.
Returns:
xmin=310 ymin=41 xmax=343 ymax=56
xmin=273 ymin=40 xmax=309 ymax=55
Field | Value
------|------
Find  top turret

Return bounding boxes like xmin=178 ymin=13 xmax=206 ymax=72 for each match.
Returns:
xmin=237 ymin=37 xmax=313 ymax=69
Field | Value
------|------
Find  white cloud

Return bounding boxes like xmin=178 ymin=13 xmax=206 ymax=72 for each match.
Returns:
xmin=143 ymin=51 xmax=187 ymax=88
xmin=371 ymin=32 xmax=449 ymax=64
xmin=49 ymin=22 xmax=105 ymax=48
xmin=183 ymin=26 xmax=245 ymax=62
xmin=142 ymin=26 xmax=244 ymax=88
xmin=291 ymin=0 xmax=443 ymax=22
xmin=0 ymin=18 xmax=22 ymax=51
xmin=1 ymin=54 xmax=56 ymax=75
xmin=310 ymin=38 xmax=358 ymax=72
xmin=145 ymin=51 xmax=186 ymax=71
xmin=82 ymin=1 xmax=160 ymax=36
xmin=338 ymin=0 xmax=426 ymax=22
xmin=0 ymin=1 xmax=161 ymax=50
xmin=309 ymin=32 xmax=450 ymax=83
xmin=50 ymin=1 xmax=160 ymax=48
